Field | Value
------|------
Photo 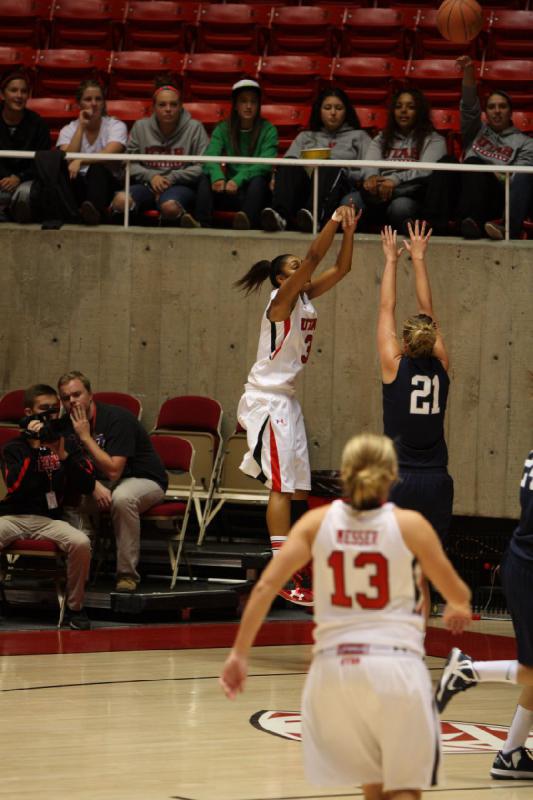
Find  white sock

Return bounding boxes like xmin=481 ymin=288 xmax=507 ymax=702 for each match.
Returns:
xmin=270 ymin=536 xmax=287 ymax=552
xmin=472 ymin=660 xmax=518 ymax=683
xmin=502 ymin=705 xmax=533 ymax=753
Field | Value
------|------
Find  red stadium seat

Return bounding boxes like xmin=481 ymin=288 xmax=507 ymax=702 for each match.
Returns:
xmin=412 ymin=6 xmax=490 ymax=58
xmin=0 ymin=390 xmax=25 ymax=427
xmin=261 ymin=103 xmax=309 ymax=152
xmin=339 ymin=7 xmax=407 ymax=58
xmin=106 ymin=98 xmax=151 ymax=128
xmin=0 ymin=45 xmax=37 ymax=74
xmin=331 ymin=56 xmax=404 ymax=106
xmin=182 ymin=53 xmax=260 ymax=102
xmin=267 ymin=6 xmax=344 ymax=57
xmin=50 ymin=0 xmax=125 ymax=50
xmin=0 ymin=0 xmax=52 ymax=48
xmin=404 ymin=58 xmax=476 ymax=108
xmin=195 ymin=5 xmax=270 ymax=54
xmin=258 ymin=54 xmax=332 ymax=104
xmin=26 ymin=97 xmax=74 ymax=144
xmin=123 ymin=1 xmax=199 ymax=52
xmin=430 ymin=107 xmax=461 ymax=158
xmin=485 ymin=10 xmax=533 ymax=60
xmin=108 ymin=50 xmax=184 ymax=99
xmin=33 ymin=48 xmax=110 ymax=97
xmin=479 ymin=59 xmax=533 ymax=110
xmin=354 ymin=105 xmax=388 ymax=137
xmin=182 ymin=101 xmax=230 ymax=134
xmin=92 ymin=391 xmax=143 ymax=419
xmin=509 ymin=109 xmax=533 ymax=135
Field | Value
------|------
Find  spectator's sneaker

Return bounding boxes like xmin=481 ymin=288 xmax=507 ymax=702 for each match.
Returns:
xmin=80 ymin=200 xmax=101 ymax=226
xmin=181 ymin=212 xmax=201 ymax=228
xmin=435 ymin=647 xmax=478 ymax=713
xmin=296 ymin=208 xmax=314 ymax=233
xmin=233 ymin=210 xmax=251 ymax=230
xmin=261 ymin=207 xmax=287 ymax=232
xmin=115 ymin=577 xmax=137 ymax=593
xmin=485 ymin=221 xmax=505 ymax=241
xmin=279 ymin=572 xmax=313 ymax=607
xmin=65 ymin=607 xmax=91 ymax=630
xmin=491 ymin=747 xmax=533 ymax=780
xmin=461 ymin=217 xmax=482 ymax=239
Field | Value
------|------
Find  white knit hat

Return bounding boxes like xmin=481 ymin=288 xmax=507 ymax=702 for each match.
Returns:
xmin=231 ymin=78 xmax=261 ymax=96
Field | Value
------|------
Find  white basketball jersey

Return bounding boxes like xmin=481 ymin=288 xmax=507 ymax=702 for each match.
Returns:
xmin=312 ymin=499 xmax=425 ymax=656
xmin=245 ymin=289 xmax=317 ymax=395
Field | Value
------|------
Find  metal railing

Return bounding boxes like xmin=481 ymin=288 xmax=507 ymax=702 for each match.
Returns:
xmin=2 ymin=149 xmax=532 ymax=240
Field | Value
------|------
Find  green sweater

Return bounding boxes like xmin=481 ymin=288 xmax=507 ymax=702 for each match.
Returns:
xmin=202 ymin=118 xmax=278 ymax=186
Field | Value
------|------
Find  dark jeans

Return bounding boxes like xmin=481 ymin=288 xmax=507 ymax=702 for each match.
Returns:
xmin=358 ymin=182 xmax=427 ymax=235
xmin=71 ymin=164 xmax=121 ymax=216
xmin=271 ymin=164 xmax=349 ymax=229
xmin=195 ymin=173 xmax=270 ymax=228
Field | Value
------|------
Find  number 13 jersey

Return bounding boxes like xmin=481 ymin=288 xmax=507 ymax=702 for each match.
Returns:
xmin=245 ymin=289 xmax=317 ymax=396
xmin=312 ymin=499 xmax=425 ymax=656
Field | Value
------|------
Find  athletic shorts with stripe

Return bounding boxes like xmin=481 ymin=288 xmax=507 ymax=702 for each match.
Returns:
xmin=237 ymin=389 xmax=311 ymax=494
xmin=301 ymin=652 xmax=441 ymax=791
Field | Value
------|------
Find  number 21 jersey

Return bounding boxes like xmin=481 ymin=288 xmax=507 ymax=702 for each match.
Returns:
xmin=245 ymin=289 xmax=317 ymax=396
xmin=312 ymin=499 xmax=424 ymax=656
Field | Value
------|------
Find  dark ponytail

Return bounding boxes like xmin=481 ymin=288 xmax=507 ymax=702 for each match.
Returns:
xmin=234 ymin=254 xmax=290 ymax=294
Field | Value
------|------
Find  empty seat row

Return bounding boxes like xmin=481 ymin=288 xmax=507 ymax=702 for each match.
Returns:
xmin=1 ymin=1 xmax=533 ymax=60
xmin=5 ymin=48 xmax=533 ymax=110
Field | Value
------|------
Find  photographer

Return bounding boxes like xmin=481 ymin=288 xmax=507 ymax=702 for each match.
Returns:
xmin=0 ymin=384 xmax=95 ymax=629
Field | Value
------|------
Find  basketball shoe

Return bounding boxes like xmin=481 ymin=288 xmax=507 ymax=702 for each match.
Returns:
xmin=491 ymin=747 xmax=533 ymax=779
xmin=435 ymin=647 xmax=478 ymax=713
xmin=279 ymin=571 xmax=313 ymax=607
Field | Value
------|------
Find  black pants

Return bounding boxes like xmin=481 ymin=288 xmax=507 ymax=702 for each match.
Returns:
xmin=71 ymin=164 xmax=121 ymax=215
xmin=272 ymin=164 xmax=348 ymax=229
xmin=195 ymin=173 xmax=270 ymax=228
xmin=389 ymin=468 xmax=454 ymax=545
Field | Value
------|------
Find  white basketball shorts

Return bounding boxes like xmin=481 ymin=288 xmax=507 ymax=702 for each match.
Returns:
xmin=237 ymin=389 xmax=311 ymax=493
xmin=301 ymin=652 xmax=441 ymax=791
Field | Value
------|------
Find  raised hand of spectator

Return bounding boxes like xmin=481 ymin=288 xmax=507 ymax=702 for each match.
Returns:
xmin=456 ymin=55 xmax=473 ymax=73
xmin=0 ymin=175 xmax=21 ymax=193
xmin=212 ymin=179 xmax=225 ymax=193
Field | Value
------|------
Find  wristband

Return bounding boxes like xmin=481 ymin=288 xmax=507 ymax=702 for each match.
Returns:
xmin=331 ymin=211 xmax=342 ymax=223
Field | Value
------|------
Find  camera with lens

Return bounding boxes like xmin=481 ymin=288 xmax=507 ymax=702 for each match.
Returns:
xmin=19 ymin=409 xmax=71 ymax=443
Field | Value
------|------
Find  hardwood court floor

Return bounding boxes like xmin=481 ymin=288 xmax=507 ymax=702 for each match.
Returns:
xmin=1 ymin=629 xmax=532 ymax=800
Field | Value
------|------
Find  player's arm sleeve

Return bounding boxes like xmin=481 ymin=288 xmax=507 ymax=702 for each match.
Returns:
xmin=1 ymin=442 xmax=33 ymax=494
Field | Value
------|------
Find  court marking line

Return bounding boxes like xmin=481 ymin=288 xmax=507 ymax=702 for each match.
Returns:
xmin=169 ymin=786 xmax=533 ymax=800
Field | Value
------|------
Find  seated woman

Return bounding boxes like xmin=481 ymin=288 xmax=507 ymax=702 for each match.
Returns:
xmin=188 ymin=79 xmax=278 ymax=230
xmin=358 ymin=88 xmax=447 ymax=234
xmin=455 ymin=55 xmax=533 ymax=240
xmin=112 ymin=78 xmax=209 ymax=226
xmin=261 ymin=87 xmax=370 ymax=233
xmin=57 ymin=79 xmax=127 ymax=225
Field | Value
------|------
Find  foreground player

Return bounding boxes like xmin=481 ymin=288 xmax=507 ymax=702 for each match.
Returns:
xmin=436 ymin=450 xmax=533 ymax=780
xmin=235 ymin=204 xmax=359 ymax=605
xmin=220 ymin=433 xmax=472 ymax=800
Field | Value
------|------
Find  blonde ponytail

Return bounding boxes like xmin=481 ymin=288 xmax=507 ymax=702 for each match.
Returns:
xmin=341 ymin=433 xmax=398 ymax=511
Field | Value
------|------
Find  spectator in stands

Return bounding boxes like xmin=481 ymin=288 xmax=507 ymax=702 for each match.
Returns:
xmin=112 ymin=78 xmax=209 ymax=226
xmin=186 ymin=79 xmax=278 ymax=230
xmin=0 ymin=70 xmax=50 ymax=223
xmin=0 ymin=384 xmax=95 ymax=629
xmin=57 ymin=79 xmax=127 ymax=226
xmin=358 ymin=88 xmax=447 ymax=235
xmin=58 ymin=371 xmax=168 ymax=594
xmin=260 ymin=87 xmax=370 ymax=233
xmin=455 ymin=56 xmax=533 ymax=241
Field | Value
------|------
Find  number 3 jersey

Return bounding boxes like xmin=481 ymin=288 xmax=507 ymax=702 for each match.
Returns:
xmin=312 ymin=499 xmax=425 ymax=657
xmin=383 ymin=355 xmax=449 ymax=468
xmin=245 ymin=289 xmax=317 ymax=396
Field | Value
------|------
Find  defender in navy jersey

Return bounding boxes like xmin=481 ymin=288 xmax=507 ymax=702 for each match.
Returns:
xmin=235 ymin=204 xmax=360 ymax=605
xmin=436 ymin=451 xmax=533 ymax=781
xmin=221 ymin=433 xmax=472 ymax=799
xmin=378 ymin=221 xmax=453 ymax=545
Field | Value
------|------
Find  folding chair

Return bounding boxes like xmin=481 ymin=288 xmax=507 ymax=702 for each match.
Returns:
xmin=0 ymin=538 xmax=67 ymax=627
xmin=485 ymin=10 xmax=533 ymax=59
xmin=411 ymin=6 xmax=489 ymax=59
xmin=105 ymin=99 xmax=151 ymax=129
xmin=0 ymin=390 xmax=25 ymax=428
xmin=355 ymin=105 xmax=388 ymax=138
xmin=405 ymin=58 xmax=479 ymax=109
xmin=182 ymin=52 xmax=260 ymax=102
xmin=261 ymin=103 xmax=309 ymax=153
xmin=108 ymin=50 xmax=184 ymax=99
xmin=0 ymin=0 xmax=52 ymax=48
xmin=195 ymin=4 xmax=270 ymax=54
xmin=123 ymin=1 xmax=199 ymax=52
xmin=479 ymin=60 xmax=533 ymax=111
xmin=92 ymin=391 xmax=143 ymax=420
xmin=430 ymin=107 xmax=461 ymax=159
xmin=50 ymin=0 xmax=125 ymax=50
xmin=0 ymin=45 xmax=37 ymax=74
xmin=267 ymin=6 xmax=344 ymax=57
xmin=331 ymin=56 xmax=404 ymax=106
xmin=26 ymin=97 xmax=74 ymax=145
xmin=259 ymin=54 xmax=332 ymax=104
xmin=339 ymin=7 xmax=407 ymax=58
xmin=141 ymin=434 xmax=195 ymax=589
xmin=182 ymin=101 xmax=230 ymax=135
xmin=34 ymin=48 xmax=111 ymax=97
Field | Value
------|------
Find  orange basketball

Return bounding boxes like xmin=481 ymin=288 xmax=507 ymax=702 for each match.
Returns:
xmin=436 ymin=0 xmax=483 ymax=44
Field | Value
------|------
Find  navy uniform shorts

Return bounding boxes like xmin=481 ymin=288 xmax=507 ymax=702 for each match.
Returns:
xmin=500 ymin=547 xmax=533 ymax=666
xmin=389 ymin=468 xmax=454 ymax=545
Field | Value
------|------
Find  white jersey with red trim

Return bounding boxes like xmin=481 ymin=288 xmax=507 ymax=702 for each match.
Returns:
xmin=312 ymin=499 xmax=425 ymax=656
xmin=245 ymin=289 xmax=317 ymax=396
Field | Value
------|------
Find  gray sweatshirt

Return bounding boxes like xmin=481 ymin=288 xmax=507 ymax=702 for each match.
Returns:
xmin=361 ymin=130 xmax=447 ymax=185
xmin=128 ymin=108 xmax=209 ymax=185
xmin=461 ymin=85 xmax=533 ymax=166
xmin=284 ymin=124 xmax=371 ymax=181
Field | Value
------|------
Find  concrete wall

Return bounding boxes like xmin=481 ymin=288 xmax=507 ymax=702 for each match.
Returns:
xmin=0 ymin=224 xmax=531 ymax=519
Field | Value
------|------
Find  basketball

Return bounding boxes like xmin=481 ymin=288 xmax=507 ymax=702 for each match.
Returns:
xmin=436 ymin=0 xmax=483 ymax=44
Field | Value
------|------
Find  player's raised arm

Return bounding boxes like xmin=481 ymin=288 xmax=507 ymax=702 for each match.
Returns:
xmin=377 ymin=226 xmax=403 ymax=382
xmin=307 ymin=205 xmax=361 ymax=300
